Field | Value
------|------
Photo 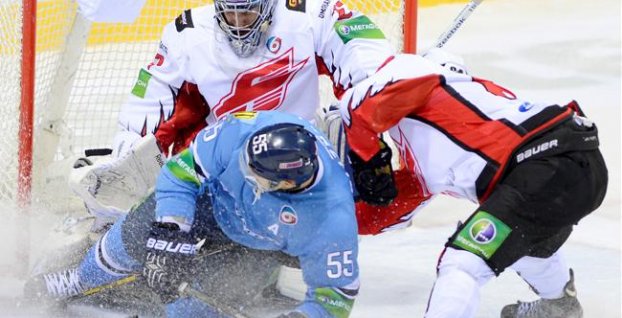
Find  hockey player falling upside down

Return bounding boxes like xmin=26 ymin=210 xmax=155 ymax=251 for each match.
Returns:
xmin=339 ymin=53 xmax=607 ymax=318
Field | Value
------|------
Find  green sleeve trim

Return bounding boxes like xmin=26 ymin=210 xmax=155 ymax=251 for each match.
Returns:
xmin=314 ymin=287 xmax=355 ymax=318
xmin=166 ymin=149 xmax=201 ymax=186
xmin=453 ymin=211 xmax=512 ymax=260
xmin=334 ymin=16 xmax=386 ymax=44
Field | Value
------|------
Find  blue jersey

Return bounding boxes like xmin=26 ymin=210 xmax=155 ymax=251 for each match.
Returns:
xmin=155 ymin=111 xmax=359 ymax=317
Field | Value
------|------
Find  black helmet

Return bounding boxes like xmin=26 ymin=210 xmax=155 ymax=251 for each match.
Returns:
xmin=245 ymin=123 xmax=319 ymax=189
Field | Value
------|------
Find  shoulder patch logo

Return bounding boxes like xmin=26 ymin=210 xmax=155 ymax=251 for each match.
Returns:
xmin=279 ymin=206 xmax=298 ymax=225
xmin=266 ymin=36 xmax=282 ymax=54
xmin=175 ymin=9 xmax=194 ymax=32
xmin=286 ymin=0 xmax=305 ymax=13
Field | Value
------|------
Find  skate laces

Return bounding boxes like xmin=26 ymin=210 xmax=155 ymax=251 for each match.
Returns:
xmin=43 ymin=268 xmax=85 ymax=298
xmin=516 ymin=300 xmax=542 ymax=317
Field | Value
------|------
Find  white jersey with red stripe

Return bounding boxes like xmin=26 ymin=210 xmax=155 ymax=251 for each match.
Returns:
xmin=341 ymin=54 xmax=576 ymax=203
xmin=115 ymin=0 xmax=394 ymax=155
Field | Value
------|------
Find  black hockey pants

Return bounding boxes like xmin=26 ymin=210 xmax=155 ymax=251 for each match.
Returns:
xmin=449 ymin=117 xmax=608 ymax=274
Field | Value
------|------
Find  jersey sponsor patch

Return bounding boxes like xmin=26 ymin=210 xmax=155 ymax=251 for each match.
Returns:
xmin=166 ymin=148 xmax=201 ymax=186
xmin=314 ymin=287 xmax=355 ymax=318
xmin=131 ymin=69 xmax=152 ymax=98
xmin=452 ymin=211 xmax=511 ymax=260
xmin=334 ymin=16 xmax=385 ymax=44
xmin=285 ymin=0 xmax=305 ymax=12
xmin=175 ymin=9 xmax=194 ymax=32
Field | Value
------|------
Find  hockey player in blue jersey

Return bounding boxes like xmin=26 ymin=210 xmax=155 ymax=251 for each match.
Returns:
xmin=25 ymin=111 xmax=360 ymax=318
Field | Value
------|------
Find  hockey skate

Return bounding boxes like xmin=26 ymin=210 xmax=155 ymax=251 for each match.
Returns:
xmin=23 ymin=268 xmax=86 ymax=304
xmin=500 ymin=269 xmax=583 ymax=318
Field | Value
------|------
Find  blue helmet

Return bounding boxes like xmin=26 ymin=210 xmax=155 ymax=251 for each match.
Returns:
xmin=245 ymin=123 xmax=319 ymax=189
xmin=214 ymin=0 xmax=276 ymax=57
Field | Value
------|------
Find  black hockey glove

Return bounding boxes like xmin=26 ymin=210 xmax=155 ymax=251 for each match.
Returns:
xmin=348 ymin=139 xmax=398 ymax=206
xmin=142 ymin=221 xmax=203 ymax=303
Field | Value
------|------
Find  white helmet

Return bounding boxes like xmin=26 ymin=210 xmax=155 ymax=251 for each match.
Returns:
xmin=214 ymin=0 xmax=276 ymax=57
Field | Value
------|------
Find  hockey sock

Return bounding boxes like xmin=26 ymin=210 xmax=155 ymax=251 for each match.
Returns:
xmin=78 ymin=215 xmax=141 ymax=288
xmin=509 ymin=251 xmax=570 ymax=299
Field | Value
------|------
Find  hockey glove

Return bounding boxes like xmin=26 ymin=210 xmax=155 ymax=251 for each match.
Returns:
xmin=348 ymin=139 xmax=398 ymax=206
xmin=142 ymin=221 xmax=203 ymax=303
xmin=422 ymin=48 xmax=469 ymax=75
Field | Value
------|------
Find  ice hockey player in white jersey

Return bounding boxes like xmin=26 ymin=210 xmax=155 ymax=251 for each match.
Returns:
xmin=69 ymin=0 xmax=395 ymax=225
xmin=339 ymin=54 xmax=608 ymax=318
xmin=26 ymin=111 xmax=360 ymax=318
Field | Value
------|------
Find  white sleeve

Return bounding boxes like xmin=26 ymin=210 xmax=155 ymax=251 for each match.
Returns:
xmin=77 ymin=0 xmax=146 ymax=23
xmin=310 ymin=0 xmax=395 ymax=97
xmin=115 ymin=14 xmax=192 ymax=155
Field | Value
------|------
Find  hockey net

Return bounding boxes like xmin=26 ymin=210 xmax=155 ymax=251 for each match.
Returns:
xmin=0 ymin=0 xmax=416 ymax=213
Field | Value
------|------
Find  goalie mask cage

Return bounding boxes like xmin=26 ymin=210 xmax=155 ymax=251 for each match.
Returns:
xmin=1 ymin=0 xmax=417 ymax=212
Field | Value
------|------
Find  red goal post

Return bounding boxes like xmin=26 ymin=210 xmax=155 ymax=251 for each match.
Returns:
xmin=2 ymin=0 xmax=417 ymax=211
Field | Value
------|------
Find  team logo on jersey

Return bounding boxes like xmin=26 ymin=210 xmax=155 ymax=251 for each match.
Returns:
xmin=266 ymin=36 xmax=282 ymax=54
xmin=286 ymin=0 xmax=305 ymax=12
xmin=453 ymin=211 xmax=511 ymax=260
xmin=332 ymin=1 xmax=352 ymax=20
xmin=279 ymin=206 xmax=298 ymax=225
xmin=212 ymin=48 xmax=308 ymax=117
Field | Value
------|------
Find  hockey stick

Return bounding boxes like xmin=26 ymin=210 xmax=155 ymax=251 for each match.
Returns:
xmin=434 ymin=0 xmax=484 ymax=48
xmin=68 ymin=274 xmax=250 ymax=318
xmin=67 ymin=274 xmax=139 ymax=302
xmin=178 ymin=282 xmax=251 ymax=318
